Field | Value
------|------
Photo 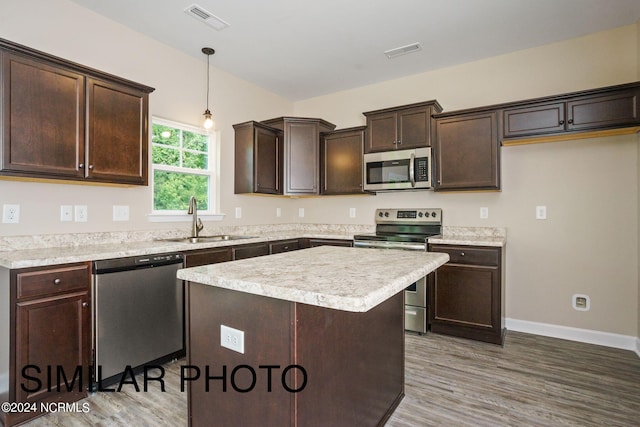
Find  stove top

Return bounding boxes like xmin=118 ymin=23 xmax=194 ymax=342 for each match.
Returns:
xmin=354 ymin=208 xmax=443 ymax=244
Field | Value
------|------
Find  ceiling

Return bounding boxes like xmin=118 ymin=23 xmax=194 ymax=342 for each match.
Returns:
xmin=69 ymin=0 xmax=640 ymax=101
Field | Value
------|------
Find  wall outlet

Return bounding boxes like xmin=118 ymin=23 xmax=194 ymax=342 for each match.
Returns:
xmin=480 ymin=207 xmax=489 ymax=219
xmin=536 ymin=205 xmax=547 ymax=220
xmin=2 ymin=204 xmax=20 ymax=224
xmin=235 ymin=207 xmax=242 ymax=219
xmin=276 ymin=207 xmax=281 ymax=218
xmin=572 ymin=294 xmax=590 ymax=311
xmin=298 ymin=208 xmax=305 ymax=218
xmin=349 ymin=207 xmax=356 ymax=218
xmin=113 ymin=205 xmax=130 ymax=221
xmin=74 ymin=205 xmax=88 ymax=222
xmin=220 ymin=325 xmax=244 ymax=354
xmin=61 ymin=205 xmax=73 ymax=222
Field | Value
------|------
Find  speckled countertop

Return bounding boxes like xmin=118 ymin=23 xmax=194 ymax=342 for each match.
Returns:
xmin=0 ymin=224 xmax=505 ymax=269
xmin=177 ymin=245 xmax=449 ymax=312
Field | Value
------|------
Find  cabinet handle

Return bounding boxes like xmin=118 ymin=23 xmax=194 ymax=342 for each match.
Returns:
xmin=82 ymin=302 xmax=89 ymax=308
xmin=392 ymin=140 xmax=396 ymax=145
xmin=284 ymin=246 xmax=289 ymax=250
xmin=53 ymin=278 xmax=62 ymax=285
xmin=559 ymin=120 xmax=565 ymax=125
xmin=397 ymin=140 xmax=402 ymax=145
xmin=460 ymin=252 xmax=465 ymax=256
xmin=567 ymin=119 xmax=573 ymax=124
xmin=79 ymin=163 xmax=84 ymax=169
xmin=88 ymin=165 xmax=94 ymax=170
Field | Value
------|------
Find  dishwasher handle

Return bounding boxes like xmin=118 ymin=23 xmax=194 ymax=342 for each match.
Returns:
xmin=93 ymin=253 xmax=184 ymax=274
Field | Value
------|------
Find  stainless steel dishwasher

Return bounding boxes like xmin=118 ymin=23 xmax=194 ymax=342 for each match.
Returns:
xmin=92 ymin=253 xmax=184 ymax=385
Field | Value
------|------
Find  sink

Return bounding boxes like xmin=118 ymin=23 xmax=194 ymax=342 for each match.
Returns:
xmin=159 ymin=235 xmax=257 ymax=244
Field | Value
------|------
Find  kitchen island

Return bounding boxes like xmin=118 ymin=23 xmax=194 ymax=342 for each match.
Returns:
xmin=177 ymin=245 xmax=449 ymax=427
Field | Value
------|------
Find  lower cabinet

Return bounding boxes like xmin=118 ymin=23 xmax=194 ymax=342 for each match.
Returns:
xmin=4 ymin=263 xmax=91 ymax=427
xmin=183 ymin=247 xmax=233 ymax=268
xmin=428 ymin=245 xmax=505 ymax=345
xmin=232 ymin=242 xmax=271 ymax=260
xmin=269 ymin=239 xmax=300 ymax=254
xmin=301 ymin=238 xmax=353 ymax=248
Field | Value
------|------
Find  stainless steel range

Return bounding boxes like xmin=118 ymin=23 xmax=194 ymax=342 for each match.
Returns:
xmin=354 ymin=208 xmax=443 ymax=334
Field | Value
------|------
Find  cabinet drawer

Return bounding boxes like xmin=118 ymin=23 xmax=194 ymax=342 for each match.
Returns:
xmin=15 ymin=263 xmax=90 ymax=300
xmin=430 ymin=245 xmax=499 ymax=266
xmin=270 ymin=239 xmax=300 ymax=254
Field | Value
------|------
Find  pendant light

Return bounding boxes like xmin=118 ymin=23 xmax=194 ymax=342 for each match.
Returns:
xmin=201 ymin=47 xmax=215 ymax=129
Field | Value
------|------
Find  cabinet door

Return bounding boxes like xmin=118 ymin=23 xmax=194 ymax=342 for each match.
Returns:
xmin=1 ymin=52 xmax=85 ymax=178
xmin=15 ymin=291 xmax=90 ymax=403
xmin=398 ymin=106 xmax=432 ymax=149
xmin=567 ymin=88 xmax=640 ymax=131
xmin=365 ymin=112 xmax=397 ymax=153
xmin=86 ymin=78 xmax=148 ymax=185
xmin=321 ymin=129 xmax=364 ymax=194
xmin=269 ymin=239 xmax=300 ymax=254
xmin=285 ymin=121 xmax=319 ymax=194
xmin=255 ymin=126 xmax=281 ymax=194
xmin=305 ymin=239 xmax=353 ymax=248
xmin=502 ymin=102 xmax=566 ymax=138
xmin=430 ymin=264 xmax=498 ymax=330
xmin=434 ymin=111 xmax=499 ymax=191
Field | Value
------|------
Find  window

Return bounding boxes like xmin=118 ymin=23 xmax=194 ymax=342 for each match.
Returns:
xmin=151 ymin=118 xmax=218 ymax=215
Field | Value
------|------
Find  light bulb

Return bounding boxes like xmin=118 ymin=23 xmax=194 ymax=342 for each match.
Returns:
xmin=203 ymin=110 xmax=214 ymax=129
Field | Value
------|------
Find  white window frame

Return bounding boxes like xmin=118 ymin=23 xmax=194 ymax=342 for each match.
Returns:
xmin=147 ymin=117 xmax=224 ymax=222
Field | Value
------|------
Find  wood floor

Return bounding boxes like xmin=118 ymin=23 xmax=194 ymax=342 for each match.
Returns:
xmin=23 ymin=331 xmax=640 ymax=427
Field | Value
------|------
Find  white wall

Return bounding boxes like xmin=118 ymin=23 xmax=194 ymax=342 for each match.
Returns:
xmin=0 ymin=1 xmax=638 ymax=340
xmin=0 ymin=0 xmax=297 ymax=235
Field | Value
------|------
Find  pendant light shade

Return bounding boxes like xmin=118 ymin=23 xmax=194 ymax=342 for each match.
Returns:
xmin=201 ymin=47 xmax=215 ymax=129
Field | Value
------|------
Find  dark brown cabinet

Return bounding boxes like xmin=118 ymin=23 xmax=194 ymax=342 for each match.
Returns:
xmin=363 ymin=101 xmax=442 ymax=153
xmin=434 ymin=110 xmax=500 ymax=191
xmin=269 ymin=239 xmax=300 ymax=254
xmin=502 ymin=83 xmax=640 ymax=141
xmin=232 ymin=242 xmax=271 ymax=260
xmin=301 ymin=238 xmax=353 ymax=248
xmin=428 ymin=245 xmax=504 ymax=345
xmin=184 ymin=247 xmax=233 ymax=268
xmin=234 ymin=121 xmax=283 ymax=194
xmin=4 ymin=263 xmax=91 ymax=427
xmin=0 ymin=39 xmax=153 ymax=186
xmin=261 ymin=117 xmax=336 ymax=195
xmin=320 ymin=126 xmax=366 ymax=194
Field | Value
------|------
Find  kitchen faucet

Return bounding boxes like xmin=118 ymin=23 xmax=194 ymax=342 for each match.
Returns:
xmin=187 ymin=196 xmax=204 ymax=239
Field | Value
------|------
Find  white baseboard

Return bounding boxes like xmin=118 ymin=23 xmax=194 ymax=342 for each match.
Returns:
xmin=506 ymin=318 xmax=639 ymax=356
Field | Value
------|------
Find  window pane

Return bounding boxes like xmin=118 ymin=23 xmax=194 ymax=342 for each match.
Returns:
xmin=152 ymin=124 xmax=180 ymax=146
xmin=153 ymin=170 xmax=209 ymax=211
xmin=183 ymin=130 xmax=208 ymax=152
xmin=183 ymin=151 xmax=208 ymax=169
xmin=152 ymin=145 xmax=180 ymax=166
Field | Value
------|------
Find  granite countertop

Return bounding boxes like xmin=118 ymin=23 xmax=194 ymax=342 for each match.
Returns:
xmin=177 ymin=245 xmax=449 ymax=312
xmin=0 ymin=224 xmax=505 ymax=269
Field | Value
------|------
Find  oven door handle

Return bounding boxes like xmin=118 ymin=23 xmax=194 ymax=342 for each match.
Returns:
xmin=409 ymin=152 xmax=416 ymax=187
xmin=354 ymin=241 xmax=427 ymax=251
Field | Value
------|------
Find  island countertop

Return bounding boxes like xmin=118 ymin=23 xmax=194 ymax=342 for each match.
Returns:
xmin=177 ymin=245 xmax=449 ymax=312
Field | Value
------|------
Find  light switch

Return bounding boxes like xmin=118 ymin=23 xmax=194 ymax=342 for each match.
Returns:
xmin=480 ymin=207 xmax=489 ymax=219
xmin=536 ymin=205 xmax=547 ymax=220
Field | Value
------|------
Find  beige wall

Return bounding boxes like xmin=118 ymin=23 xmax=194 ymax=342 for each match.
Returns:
xmin=0 ymin=0 xmax=638 ymax=339
xmin=291 ymin=25 xmax=640 ymax=337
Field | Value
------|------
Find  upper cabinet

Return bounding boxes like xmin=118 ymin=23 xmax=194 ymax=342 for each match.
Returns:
xmin=234 ymin=121 xmax=283 ymax=195
xmin=0 ymin=38 xmax=154 ymax=186
xmin=260 ymin=117 xmax=335 ymax=196
xmin=320 ymin=126 xmax=366 ymax=195
xmin=363 ymin=101 xmax=442 ymax=153
xmin=501 ymin=83 xmax=640 ymax=144
xmin=434 ymin=110 xmax=500 ymax=192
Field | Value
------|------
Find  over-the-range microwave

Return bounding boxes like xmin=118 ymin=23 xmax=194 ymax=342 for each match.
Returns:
xmin=363 ymin=147 xmax=432 ymax=192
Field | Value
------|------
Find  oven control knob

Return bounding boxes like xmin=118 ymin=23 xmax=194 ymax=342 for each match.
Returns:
xmin=418 ymin=212 xmax=423 ymax=217
xmin=384 ymin=212 xmax=389 ymax=217
xmin=431 ymin=212 xmax=437 ymax=218
xmin=378 ymin=212 xmax=384 ymax=217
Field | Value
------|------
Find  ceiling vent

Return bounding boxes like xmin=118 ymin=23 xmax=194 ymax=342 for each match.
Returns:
xmin=384 ymin=42 xmax=422 ymax=59
xmin=184 ymin=4 xmax=230 ymax=31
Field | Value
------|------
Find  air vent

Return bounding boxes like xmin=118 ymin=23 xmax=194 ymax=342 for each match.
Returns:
xmin=184 ymin=4 xmax=230 ymax=31
xmin=384 ymin=42 xmax=422 ymax=59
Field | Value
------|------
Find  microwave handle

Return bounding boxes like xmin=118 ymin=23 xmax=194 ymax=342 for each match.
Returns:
xmin=409 ymin=152 xmax=416 ymax=187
